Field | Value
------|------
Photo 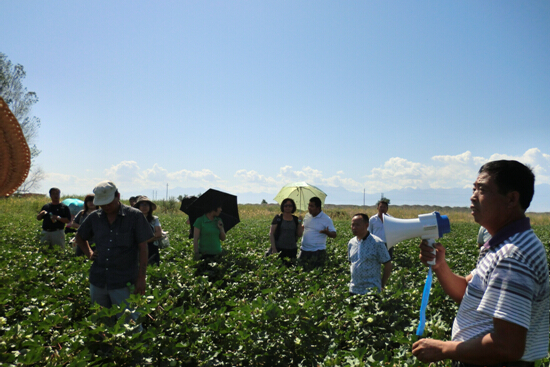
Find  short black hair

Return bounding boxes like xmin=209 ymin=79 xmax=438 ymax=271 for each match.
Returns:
xmin=49 ymin=187 xmax=60 ymax=195
xmin=377 ymin=199 xmax=389 ymax=207
xmin=479 ymin=160 xmax=535 ymax=211
xmin=352 ymin=213 xmax=370 ymax=223
xmin=205 ymin=202 xmax=223 ymax=214
xmin=309 ymin=197 xmax=322 ymax=208
xmin=280 ymin=198 xmax=297 ymax=213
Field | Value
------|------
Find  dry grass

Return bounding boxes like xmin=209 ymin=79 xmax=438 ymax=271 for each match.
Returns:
xmin=3 ymin=196 xmax=549 ymax=225
xmin=240 ymin=203 xmax=550 ymax=225
xmin=240 ymin=203 xmax=477 ymax=222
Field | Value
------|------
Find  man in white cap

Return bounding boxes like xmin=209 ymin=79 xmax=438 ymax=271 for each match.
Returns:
xmin=75 ymin=181 xmax=153 ymax=325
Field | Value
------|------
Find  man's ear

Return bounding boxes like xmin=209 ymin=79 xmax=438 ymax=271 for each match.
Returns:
xmin=506 ymin=191 xmax=520 ymax=209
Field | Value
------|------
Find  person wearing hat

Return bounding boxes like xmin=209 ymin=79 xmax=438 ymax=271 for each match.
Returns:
xmin=75 ymin=181 xmax=153 ymax=327
xmin=36 ymin=187 xmax=72 ymax=249
xmin=134 ymin=196 xmax=163 ymax=266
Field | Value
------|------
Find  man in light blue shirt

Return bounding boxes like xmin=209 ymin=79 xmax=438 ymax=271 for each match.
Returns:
xmin=349 ymin=213 xmax=392 ymax=293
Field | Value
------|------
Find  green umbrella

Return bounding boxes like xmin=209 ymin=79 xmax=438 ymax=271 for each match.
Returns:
xmin=273 ymin=182 xmax=327 ymax=212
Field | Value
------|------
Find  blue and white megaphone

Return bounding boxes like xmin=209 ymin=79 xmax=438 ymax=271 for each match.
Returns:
xmin=384 ymin=212 xmax=450 ymax=265
xmin=384 ymin=212 xmax=451 ymax=336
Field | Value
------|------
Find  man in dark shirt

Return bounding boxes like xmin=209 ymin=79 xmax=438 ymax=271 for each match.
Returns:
xmin=75 ymin=181 xmax=153 ymax=326
xmin=36 ymin=187 xmax=71 ymax=248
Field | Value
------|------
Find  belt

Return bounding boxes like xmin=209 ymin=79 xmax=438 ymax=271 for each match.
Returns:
xmin=44 ymin=228 xmax=63 ymax=232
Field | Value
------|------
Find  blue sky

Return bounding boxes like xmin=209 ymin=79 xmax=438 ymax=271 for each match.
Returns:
xmin=2 ymin=1 xmax=550 ymax=209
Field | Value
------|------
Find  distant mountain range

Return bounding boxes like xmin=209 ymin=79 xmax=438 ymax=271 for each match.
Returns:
xmin=125 ymin=183 xmax=550 ymax=213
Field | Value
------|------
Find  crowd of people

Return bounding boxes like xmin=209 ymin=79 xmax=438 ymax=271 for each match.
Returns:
xmin=35 ymin=159 xmax=550 ymax=366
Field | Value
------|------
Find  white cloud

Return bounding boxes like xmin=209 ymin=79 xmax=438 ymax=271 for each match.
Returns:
xmin=104 ymin=161 xmax=142 ymax=185
xmin=277 ymin=166 xmax=324 ymax=183
xmin=168 ymin=169 xmax=222 ymax=184
xmin=39 ymin=172 xmax=102 ymax=196
xmin=40 ymin=148 xmax=550 ymax=199
xmin=230 ymin=170 xmax=280 ymax=193
xmin=484 ymin=148 xmax=550 ymax=184
xmin=361 ymin=149 xmax=550 ymax=192
xmin=142 ymin=164 xmax=169 ymax=182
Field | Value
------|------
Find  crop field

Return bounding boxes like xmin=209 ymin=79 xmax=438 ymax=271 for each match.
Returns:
xmin=1 ymin=197 xmax=549 ymax=366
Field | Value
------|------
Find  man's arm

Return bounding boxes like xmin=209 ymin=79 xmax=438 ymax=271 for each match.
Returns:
xmin=412 ymin=318 xmax=527 ymax=364
xmin=56 ymin=206 xmax=72 ymax=224
xmin=37 ymin=210 xmax=47 ymax=220
xmin=134 ymin=241 xmax=148 ymax=295
xmin=320 ymin=226 xmax=337 ymax=238
xmin=381 ymin=261 xmax=392 ymax=289
xmin=419 ymin=240 xmax=470 ymax=303
xmin=56 ymin=216 xmax=70 ymax=224
xmin=75 ymin=233 xmax=93 ymax=259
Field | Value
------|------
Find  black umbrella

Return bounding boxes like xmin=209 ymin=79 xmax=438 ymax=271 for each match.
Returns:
xmin=179 ymin=196 xmax=197 ymax=212
xmin=180 ymin=196 xmax=199 ymax=238
xmin=181 ymin=189 xmax=240 ymax=233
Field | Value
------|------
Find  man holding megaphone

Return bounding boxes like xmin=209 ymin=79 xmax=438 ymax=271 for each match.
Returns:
xmin=412 ymin=160 xmax=550 ymax=367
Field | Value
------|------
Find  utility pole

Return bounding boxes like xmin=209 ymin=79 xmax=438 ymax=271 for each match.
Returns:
xmin=166 ymin=183 xmax=169 ymax=201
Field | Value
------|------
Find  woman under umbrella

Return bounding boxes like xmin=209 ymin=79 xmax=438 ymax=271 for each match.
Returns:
xmin=134 ymin=196 xmax=163 ymax=266
xmin=268 ymin=198 xmax=304 ymax=263
xmin=193 ymin=203 xmax=226 ymax=260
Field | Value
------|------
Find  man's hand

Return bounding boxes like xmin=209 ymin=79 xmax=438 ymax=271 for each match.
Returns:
xmin=134 ymin=276 xmax=146 ymax=295
xmin=419 ymin=239 xmax=446 ymax=270
xmin=319 ymin=227 xmax=337 ymax=238
xmin=412 ymin=338 xmax=452 ymax=363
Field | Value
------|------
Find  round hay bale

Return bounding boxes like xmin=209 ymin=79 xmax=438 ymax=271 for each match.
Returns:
xmin=0 ymin=96 xmax=31 ymax=197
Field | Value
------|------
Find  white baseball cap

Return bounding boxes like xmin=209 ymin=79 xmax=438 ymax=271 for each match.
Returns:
xmin=93 ymin=181 xmax=117 ymax=205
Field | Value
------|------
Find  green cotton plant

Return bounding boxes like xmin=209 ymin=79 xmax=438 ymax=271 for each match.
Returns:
xmin=1 ymin=202 xmax=550 ymax=366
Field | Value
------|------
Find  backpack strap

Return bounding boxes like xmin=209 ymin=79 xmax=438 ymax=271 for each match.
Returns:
xmin=273 ymin=214 xmax=283 ymax=241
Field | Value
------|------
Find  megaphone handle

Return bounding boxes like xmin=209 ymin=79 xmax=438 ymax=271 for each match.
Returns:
xmin=426 ymin=239 xmax=436 ymax=266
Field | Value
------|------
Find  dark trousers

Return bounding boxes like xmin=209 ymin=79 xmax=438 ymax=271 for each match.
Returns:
xmin=277 ymin=248 xmax=297 ymax=266
xmin=277 ymin=248 xmax=297 ymax=259
xmin=148 ymin=243 xmax=160 ymax=266
xmin=299 ymin=249 xmax=326 ymax=270
xmin=452 ymin=360 xmax=534 ymax=367
xmin=384 ymin=243 xmax=394 ymax=261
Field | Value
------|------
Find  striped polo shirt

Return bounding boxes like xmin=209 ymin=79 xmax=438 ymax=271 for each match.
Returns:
xmin=452 ymin=217 xmax=550 ymax=361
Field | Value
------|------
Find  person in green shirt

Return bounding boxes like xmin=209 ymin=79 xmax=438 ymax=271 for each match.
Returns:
xmin=193 ymin=204 xmax=226 ymax=260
